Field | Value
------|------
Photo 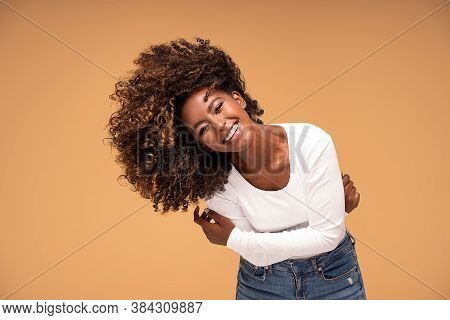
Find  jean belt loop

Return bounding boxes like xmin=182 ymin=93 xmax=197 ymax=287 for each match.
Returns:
xmin=347 ymin=230 xmax=356 ymax=246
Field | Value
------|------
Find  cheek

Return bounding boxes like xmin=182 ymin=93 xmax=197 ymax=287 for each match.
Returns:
xmin=201 ymin=137 xmax=223 ymax=152
xmin=203 ymin=130 xmax=220 ymax=144
xmin=203 ymin=139 xmax=218 ymax=150
xmin=228 ymin=104 xmax=245 ymax=117
xmin=198 ymin=136 xmax=214 ymax=149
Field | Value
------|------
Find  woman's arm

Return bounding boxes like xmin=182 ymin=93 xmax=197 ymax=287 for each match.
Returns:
xmin=204 ymin=192 xmax=293 ymax=267
xmin=202 ymin=132 xmax=346 ymax=267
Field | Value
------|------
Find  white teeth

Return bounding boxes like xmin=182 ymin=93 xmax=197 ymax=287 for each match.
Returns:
xmin=225 ymin=123 xmax=239 ymax=142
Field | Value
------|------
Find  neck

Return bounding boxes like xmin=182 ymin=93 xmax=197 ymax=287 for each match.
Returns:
xmin=231 ymin=123 xmax=280 ymax=175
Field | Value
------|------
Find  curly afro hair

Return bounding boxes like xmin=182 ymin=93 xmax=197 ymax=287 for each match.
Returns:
xmin=105 ymin=37 xmax=265 ymax=213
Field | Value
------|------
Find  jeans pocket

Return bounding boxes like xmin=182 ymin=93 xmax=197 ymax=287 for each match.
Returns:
xmin=239 ymin=257 xmax=270 ymax=281
xmin=317 ymin=251 xmax=358 ymax=281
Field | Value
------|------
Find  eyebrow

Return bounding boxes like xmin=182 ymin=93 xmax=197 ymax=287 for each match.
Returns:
xmin=193 ymin=95 xmax=221 ymax=132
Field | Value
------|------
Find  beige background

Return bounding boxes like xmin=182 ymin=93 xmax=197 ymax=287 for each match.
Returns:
xmin=1 ymin=0 xmax=449 ymax=300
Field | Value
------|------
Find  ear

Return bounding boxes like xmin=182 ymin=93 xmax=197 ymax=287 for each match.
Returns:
xmin=231 ymin=91 xmax=247 ymax=109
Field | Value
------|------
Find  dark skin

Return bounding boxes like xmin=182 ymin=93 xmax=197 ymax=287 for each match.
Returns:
xmin=180 ymin=87 xmax=361 ymax=246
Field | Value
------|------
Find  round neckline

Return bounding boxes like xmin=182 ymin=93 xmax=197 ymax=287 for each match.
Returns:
xmin=231 ymin=122 xmax=293 ymax=194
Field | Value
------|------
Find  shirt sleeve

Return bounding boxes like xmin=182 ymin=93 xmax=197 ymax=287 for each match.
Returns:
xmin=206 ymin=189 xmax=293 ymax=266
xmin=222 ymin=131 xmax=347 ymax=266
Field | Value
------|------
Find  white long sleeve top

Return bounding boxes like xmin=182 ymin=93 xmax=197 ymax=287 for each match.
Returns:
xmin=205 ymin=122 xmax=348 ymax=267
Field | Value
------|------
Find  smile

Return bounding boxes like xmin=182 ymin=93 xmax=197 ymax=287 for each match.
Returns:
xmin=224 ymin=122 xmax=239 ymax=143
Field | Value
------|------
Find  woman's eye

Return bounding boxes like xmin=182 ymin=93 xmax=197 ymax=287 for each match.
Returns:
xmin=214 ymin=102 xmax=223 ymax=113
xmin=199 ymin=126 xmax=207 ymax=136
xmin=199 ymin=103 xmax=222 ymax=136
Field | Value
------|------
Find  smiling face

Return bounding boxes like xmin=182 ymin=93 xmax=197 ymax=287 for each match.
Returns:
xmin=179 ymin=87 xmax=258 ymax=153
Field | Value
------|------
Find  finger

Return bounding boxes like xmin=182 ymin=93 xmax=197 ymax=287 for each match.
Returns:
xmin=342 ymin=174 xmax=350 ymax=186
xmin=202 ymin=208 xmax=213 ymax=222
xmin=349 ymin=189 xmax=360 ymax=202
xmin=193 ymin=206 xmax=202 ymax=225
xmin=344 ymin=180 xmax=354 ymax=193
xmin=193 ymin=205 xmax=199 ymax=218
xmin=200 ymin=211 xmax=213 ymax=222
xmin=345 ymin=187 xmax=355 ymax=199
xmin=348 ymin=185 xmax=356 ymax=194
xmin=348 ymin=190 xmax=357 ymax=202
xmin=205 ymin=210 xmax=224 ymax=224
xmin=355 ymin=191 xmax=360 ymax=203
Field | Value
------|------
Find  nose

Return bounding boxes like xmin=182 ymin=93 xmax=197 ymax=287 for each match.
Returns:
xmin=210 ymin=116 xmax=226 ymax=130
xmin=210 ymin=116 xmax=227 ymax=140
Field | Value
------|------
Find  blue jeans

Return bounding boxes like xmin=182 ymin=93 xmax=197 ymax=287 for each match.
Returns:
xmin=236 ymin=230 xmax=367 ymax=300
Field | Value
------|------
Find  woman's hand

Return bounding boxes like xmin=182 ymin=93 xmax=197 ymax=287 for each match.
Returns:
xmin=193 ymin=206 xmax=236 ymax=246
xmin=342 ymin=172 xmax=360 ymax=214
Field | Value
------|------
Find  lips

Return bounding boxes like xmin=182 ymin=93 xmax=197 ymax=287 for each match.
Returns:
xmin=222 ymin=121 xmax=239 ymax=144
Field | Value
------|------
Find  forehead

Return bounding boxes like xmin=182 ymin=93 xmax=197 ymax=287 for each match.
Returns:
xmin=180 ymin=87 xmax=224 ymax=123
xmin=184 ymin=87 xmax=210 ymax=107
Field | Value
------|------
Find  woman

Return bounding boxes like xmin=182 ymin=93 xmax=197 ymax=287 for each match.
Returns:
xmin=106 ymin=37 xmax=365 ymax=300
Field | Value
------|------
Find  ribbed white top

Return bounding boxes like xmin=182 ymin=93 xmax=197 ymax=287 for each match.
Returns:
xmin=205 ymin=122 xmax=348 ymax=267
